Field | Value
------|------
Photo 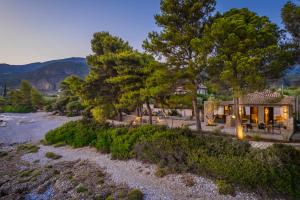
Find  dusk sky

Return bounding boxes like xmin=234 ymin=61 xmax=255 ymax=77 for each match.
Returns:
xmin=0 ymin=0 xmax=298 ymax=65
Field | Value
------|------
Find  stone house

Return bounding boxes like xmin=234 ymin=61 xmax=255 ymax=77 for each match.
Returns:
xmin=204 ymin=90 xmax=298 ymax=140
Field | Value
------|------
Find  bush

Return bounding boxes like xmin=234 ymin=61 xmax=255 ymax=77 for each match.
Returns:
xmin=45 ymin=120 xmax=99 ymax=147
xmin=155 ymin=167 xmax=169 ymax=177
xmin=126 ymin=189 xmax=143 ymax=200
xmin=216 ymin=180 xmax=235 ymax=195
xmin=45 ymin=152 xmax=62 ymax=159
xmin=45 ymin=121 xmax=300 ymax=198
xmin=2 ymin=105 xmax=34 ymax=113
xmin=17 ymin=144 xmax=40 ymax=153
xmin=66 ymin=101 xmax=83 ymax=116
xmin=76 ymin=185 xmax=88 ymax=193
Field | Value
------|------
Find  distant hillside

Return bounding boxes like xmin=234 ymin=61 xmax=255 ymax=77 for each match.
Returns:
xmin=280 ymin=65 xmax=300 ymax=87
xmin=0 ymin=57 xmax=89 ymax=93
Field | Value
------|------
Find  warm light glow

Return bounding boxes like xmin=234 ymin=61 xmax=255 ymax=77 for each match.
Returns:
xmin=239 ymin=106 xmax=243 ymax=116
xmin=264 ymin=107 xmax=269 ymax=115
xmin=282 ymin=106 xmax=288 ymax=120
xmin=207 ymin=119 xmax=215 ymax=126
xmin=237 ymin=125 xmax=245 ymax=140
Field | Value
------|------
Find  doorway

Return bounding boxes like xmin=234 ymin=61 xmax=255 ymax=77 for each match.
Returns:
xmin=264 ymin=107 xmax=274 ymax=125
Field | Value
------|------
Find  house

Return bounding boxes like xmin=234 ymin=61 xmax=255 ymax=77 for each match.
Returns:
xmin=175 ymin=84 xmax=208 ymax=95
xmin=204 ymin=90 xmax=299 ymax=140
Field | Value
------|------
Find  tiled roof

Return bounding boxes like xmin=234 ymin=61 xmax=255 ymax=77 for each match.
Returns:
xmin=240 ymin=90 xmax=295 ymax=105
xmin=219 ymin=90 xmax=295 ymax=105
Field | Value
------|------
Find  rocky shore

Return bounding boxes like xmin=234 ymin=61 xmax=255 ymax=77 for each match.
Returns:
xmin=0 ymin=144 xmax=142 ymax=200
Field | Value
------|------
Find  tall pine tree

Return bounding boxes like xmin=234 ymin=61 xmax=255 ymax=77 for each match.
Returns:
xmin=144 ymin=0 xmax=216 ymax=130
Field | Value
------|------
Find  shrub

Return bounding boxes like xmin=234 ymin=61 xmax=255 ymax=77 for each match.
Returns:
xmin=216 ymin=180 xmax=235 ymax=195
xmin=66 ymin=101 xmax=83 ymax=116
xmin=252 ymin=133 xmax=262 ymax=141
xmin=44 ymin=121 xmax=300 ymax=198
xmin=17 ymin=144 xmax=40 ymax=153
xmin=53 ymin=142 xmax=66 ymax=147
xmin=0 ymin=151 xmax=8 ymax=157
xmin=95 ymin=128 xmax=114 ymax=153
xmin=154 ymin=167 xmax=169 ymax=178
xmin=2 ymin=105 xmax=34 ymax=113
xmin=45 ymin=152 xmax=62 ymax=159
xmin=45 ymin=120 xmax=99 ymax=147
xmin=126 ymin=189 xmax=143 ymax=200
xmin=76 ymin=185 xmax=88 ymax=193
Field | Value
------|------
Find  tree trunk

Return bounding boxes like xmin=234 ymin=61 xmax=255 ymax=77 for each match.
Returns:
xmin=145 ymin=100 xmax=153 ymax=125
xmin=200 ymin=108 xmax=204 ymax=122
xmin=117 ymin=110 xmax=123 ymax=121
xmin=234 ymin=97 xmax=243 ymax=139
xmin=192 ymin=97 xmax=201 ymax=131
xmin=136 ymin=107 xmax=141 ymax=117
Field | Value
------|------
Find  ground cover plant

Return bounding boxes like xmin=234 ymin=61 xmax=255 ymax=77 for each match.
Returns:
xmin=45 ymin=120 xmax=300 ymax=198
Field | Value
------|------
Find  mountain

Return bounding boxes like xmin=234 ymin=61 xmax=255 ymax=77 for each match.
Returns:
xmin=282 ymin=65 xmax=300 ymax=86
xmin=0 ymin=57 xmax=89 ymax=93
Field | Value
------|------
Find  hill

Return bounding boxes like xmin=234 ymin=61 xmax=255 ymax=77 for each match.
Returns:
xmin=0 ymin=57 xmax=89 ymax=93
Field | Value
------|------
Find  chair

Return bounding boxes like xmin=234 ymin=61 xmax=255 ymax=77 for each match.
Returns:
xmin=258 ymin=122 xmax=266 ymax=130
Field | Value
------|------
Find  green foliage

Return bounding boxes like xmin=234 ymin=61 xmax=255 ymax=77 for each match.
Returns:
xmin=82 ymin=32 xmax=133 ymax=120
xmin=51 ymin=75 xmax=84 ymax=115
xmin=283 ymin=86 xmax=300 ymax=96
xmin=201 ymin=8 xmax=295 ymax=97
xmin=3 ymin=80 xmax=45 ymax=113
xmin=154 ymin=167 xmax=169 ymax=178
xmin=17 ymin=144 xmax=40 ymax=153
xmin=45 ymin=120 xmax=99 ymax=147
xmin=91 ymin=105 xmax=115 ymax=123
xmin=66 ymin=101 xmax=83 ymax=116
xmin=126 ymin=189 xmax=143 ymax=200
xmin=45 ymin=152 xmax=62 ymax=159
xmin=281 ymin=1 xmax=300 ymax=48
xmin=144 ymin=0 xmax=217 ymax=130
xmin=76 ymin=185 xmax=88 ymax=193
xmin=1 ymin=105 xmax=33 ymax=113
xmin=216 ymin=180 xmax=235 ymax=195
xmin=45 ymin=121 xmax=300 ymax=198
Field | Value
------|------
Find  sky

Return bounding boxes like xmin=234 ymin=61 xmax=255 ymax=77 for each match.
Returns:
xmin=0 ymin=0 xmax=298 ymax=65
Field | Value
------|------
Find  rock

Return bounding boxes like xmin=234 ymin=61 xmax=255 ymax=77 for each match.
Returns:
xmin=0 ymin=120 xmax=7 ymax=127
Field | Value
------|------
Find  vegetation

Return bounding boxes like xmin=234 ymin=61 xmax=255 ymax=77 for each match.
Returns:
xmin=126 ymin=189 xmax=144 ymax=200
xmin=282 ymin=1 xmax=300 ymax=52
xmin=17 ymin=144 xmax=40 ymax=153
xmin=45 ymin=121 xmax=300 ymax=198
xmin=76 ymin=185 xmax=88 ymax=193
xmin=195 ymin=8 xmax=296 ymax=138
xmin=45 ymin=152 xmax=62 ymax=160
xmin=48 ymin=75 xmax=84 ymax=116
xmin=0 ymin=80 xmax=45 ymax=113
xmin=143 ymin=0 xmax=216 ymax=130
xmin=216 ymin=180 xmax=235 ymax=195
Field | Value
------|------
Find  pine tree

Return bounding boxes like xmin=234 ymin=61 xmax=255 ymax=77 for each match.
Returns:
xmin=83 ymin=32 xmax=132 ymax=121
xmin=144 ymin=0 xmax=216 ymax=130
xmin=201 ymin=8 xmax=295 ymax=138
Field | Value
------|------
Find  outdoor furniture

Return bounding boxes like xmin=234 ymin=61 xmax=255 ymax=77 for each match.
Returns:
xmin=242 ymin=123 xmax=253 ymax=132
xmin=273 ymin=124 xmax=282 ymax=134
xmin=258 ymin=123 xmax=266 ymax=130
